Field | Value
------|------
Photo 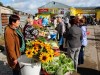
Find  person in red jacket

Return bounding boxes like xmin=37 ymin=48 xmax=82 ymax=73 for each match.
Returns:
xmin=38 ymin=16 xmax=43 ymax=26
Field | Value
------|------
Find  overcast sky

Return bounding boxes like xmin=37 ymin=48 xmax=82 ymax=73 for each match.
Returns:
xmin=0 ymin=0 xmax=100 ymax=14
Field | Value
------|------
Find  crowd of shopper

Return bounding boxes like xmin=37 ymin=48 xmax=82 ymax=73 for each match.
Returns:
xmin=4 ymin=14 xmax=89 ymax=75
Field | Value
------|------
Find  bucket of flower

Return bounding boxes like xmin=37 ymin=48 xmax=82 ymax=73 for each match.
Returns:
xmin=18 ymin=38 xmax=55 ymax=75
xmin=42 ymin=53 xmax=75 ymax=75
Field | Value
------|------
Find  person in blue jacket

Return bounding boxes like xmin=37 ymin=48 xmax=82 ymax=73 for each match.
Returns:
xmin=42 ymin=17 xmax=48 ymax=26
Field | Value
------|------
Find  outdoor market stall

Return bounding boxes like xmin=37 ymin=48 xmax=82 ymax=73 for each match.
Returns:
xmin=18 ymin=24 xmax=75 ymax=75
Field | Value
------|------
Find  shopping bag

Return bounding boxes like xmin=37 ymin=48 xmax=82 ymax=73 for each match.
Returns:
xmin=58 ymin=36 xmax=63 ymax=46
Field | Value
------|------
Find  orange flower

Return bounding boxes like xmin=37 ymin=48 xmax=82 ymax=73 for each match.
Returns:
xmin=54 ymin=51 xmax=60 ymax=56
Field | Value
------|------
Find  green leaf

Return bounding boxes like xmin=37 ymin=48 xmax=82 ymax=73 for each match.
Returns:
xmin=37 ymin=36 xmax=46 ymax=42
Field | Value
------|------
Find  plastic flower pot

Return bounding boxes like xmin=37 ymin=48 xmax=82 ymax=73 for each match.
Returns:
xmin=18 ymin=55 xmax=41 ymax=75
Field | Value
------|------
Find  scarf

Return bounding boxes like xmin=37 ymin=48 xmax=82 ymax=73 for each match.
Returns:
xmin=15 ymin=28 xmax=25 ymax=52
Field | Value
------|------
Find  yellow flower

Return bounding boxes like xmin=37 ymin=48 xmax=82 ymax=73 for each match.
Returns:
xmin=25 ymin=50 xmax=34 ymax=58
xmin=40 ymin=42 xmax=45 ymax=47
xmin=32 ymin=48 xmax=34 ymax=52
xmin=47 ymin=49 xmax=54 ymax=54
xmin=45 ymin=43 xmax=51 ymax=47
xmin=44 ymin=44 xmax=51 ymax=51
xmin=31 ymin=41 xmax=35 ymax=44
xmin=48 ymin=53 xmax=54 ymax=62
xmin=34 ymin=51 xmax=38 ymax=55
xmin=39 ymin=53 xmax=49 ymax=63
xmin=25 ymin=39 xmax=55 ymax=63
xmin=34 ymin=42 xmax=40 ymax=45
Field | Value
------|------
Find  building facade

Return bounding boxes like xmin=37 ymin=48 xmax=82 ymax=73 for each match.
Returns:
xmin=0 ymin=6 xmax=13 ymax=34
xmin=38 ymin=1 xmax=70 ymax=18
xmin=37 ymin=1 xmax=100 ymax=21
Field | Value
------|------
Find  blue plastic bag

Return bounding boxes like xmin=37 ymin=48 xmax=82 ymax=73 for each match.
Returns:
xmin=58 ymin=36 xmax=63 ymax=46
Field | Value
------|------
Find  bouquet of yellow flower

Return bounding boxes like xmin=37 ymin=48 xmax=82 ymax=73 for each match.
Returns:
xmin=25 ymin=39 xmax=54 ymax=63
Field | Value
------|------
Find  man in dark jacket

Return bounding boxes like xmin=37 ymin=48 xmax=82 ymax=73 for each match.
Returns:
xmin=56 ymin=17 xmax=65 ymax=50
xmin=67 ymin=17 xmax=82 ymax=71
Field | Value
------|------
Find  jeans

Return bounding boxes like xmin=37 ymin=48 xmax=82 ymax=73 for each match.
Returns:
xmin=78 ymin=46 xmax=85 ymax=65
xmin=69 ymin=47 xmax=81 ymax=71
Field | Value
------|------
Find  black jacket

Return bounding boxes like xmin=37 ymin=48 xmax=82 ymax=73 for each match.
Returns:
xmin=67 ymin=25 xmax=82 ymax=48
xmin=56 ymin=22 xmax=63 ymax=35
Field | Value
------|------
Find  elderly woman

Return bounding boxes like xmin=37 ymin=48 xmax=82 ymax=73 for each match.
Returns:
xmin=23 ymin=18 xmax=39 ymax=41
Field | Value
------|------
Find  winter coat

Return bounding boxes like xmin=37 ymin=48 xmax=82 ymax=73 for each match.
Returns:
xmin=67 ymin=25 xmax=82 ymax=48
xmin=4 ymin=25 xmax=21 ymax=69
